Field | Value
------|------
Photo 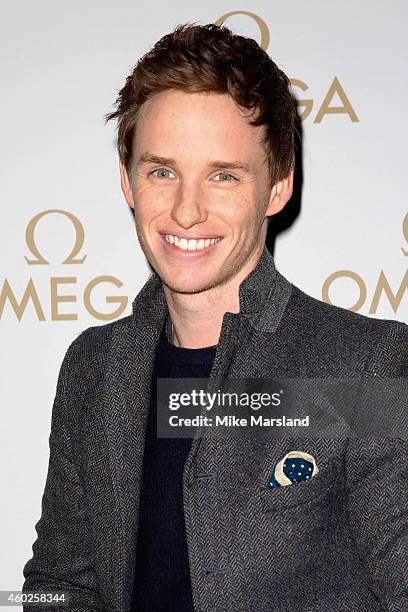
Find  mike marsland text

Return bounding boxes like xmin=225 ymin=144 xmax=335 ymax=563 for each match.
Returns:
xmin=168 ymin=415 xmax=310 ymax=427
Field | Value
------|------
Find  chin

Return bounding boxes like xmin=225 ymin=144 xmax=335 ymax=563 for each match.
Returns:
xmin=162 ymin=274 xmax=221 ymax=295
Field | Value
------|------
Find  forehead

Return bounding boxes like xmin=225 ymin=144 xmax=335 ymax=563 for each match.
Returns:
xmin=133 ymin=90 xmax=264 ymax=160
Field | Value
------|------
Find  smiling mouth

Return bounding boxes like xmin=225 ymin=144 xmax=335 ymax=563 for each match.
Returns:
xmin=163 ymin=233 xmax=222 ymax=251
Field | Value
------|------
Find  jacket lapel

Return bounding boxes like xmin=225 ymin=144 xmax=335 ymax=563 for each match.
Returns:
xmin=180 ymin=246 xmax=294 ymax=606
xmin=102 ymin=272 xmax=168 ymax=610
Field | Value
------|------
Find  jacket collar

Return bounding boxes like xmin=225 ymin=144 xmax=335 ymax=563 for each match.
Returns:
xmin=131 ymin=244 xmax=280 ymax=325
xmin=238 ymin=244 xmax=278 ymax=314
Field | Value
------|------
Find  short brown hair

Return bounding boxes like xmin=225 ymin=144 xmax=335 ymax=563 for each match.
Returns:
xmin=105 ymin=23 xmax=296 ymax=185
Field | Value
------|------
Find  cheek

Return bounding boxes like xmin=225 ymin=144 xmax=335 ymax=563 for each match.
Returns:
xmin=133 ymin=182 xmax=174 ymax=221
xmin=216 ymin=185 xmax=259 ymax=224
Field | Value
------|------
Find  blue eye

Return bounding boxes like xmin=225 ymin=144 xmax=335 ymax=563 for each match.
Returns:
xmin=151 ymin=168 xmax=174 ymax=179
xmin=214 ymin=173 xmax=237 ymax=182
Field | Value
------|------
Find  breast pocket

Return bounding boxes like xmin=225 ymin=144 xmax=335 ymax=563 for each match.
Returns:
xmin=259 ymin=458 xmax=341 ymax=514
xmin=244 ymin=455 xmax=348 ymax=610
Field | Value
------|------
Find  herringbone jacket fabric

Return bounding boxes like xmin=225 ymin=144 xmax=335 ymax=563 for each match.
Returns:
xmin=22 ymin=245 xmax=408 ymax=611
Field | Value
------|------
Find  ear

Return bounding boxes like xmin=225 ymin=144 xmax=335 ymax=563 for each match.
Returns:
xmin=119 ymin=160 xmax=135 ymax=210
xmin=265 ymin=170 xmax=294 ymax=216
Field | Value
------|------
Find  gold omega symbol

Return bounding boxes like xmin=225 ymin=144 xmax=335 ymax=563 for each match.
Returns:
xmin=24 ymin=209 xmax=87 ymax=265
xmin=402 ymin=212 xmax=408 ymax=256
xmin=214 ymin=11 xmax=270 ymax=51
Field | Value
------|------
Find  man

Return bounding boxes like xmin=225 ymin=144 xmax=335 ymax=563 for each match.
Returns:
xmin=22 ymin=23 xmax=408 ymax=612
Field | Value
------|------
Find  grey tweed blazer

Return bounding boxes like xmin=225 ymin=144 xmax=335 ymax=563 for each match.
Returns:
xmin=22 ymin=245 xmax=408 ymax=611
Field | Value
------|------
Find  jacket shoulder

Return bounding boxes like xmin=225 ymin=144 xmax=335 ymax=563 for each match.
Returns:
xmin=281 ymin=284 xmax=407 ymax=376
xmin=64 ymin=313 xmax=131 ymax=362
xmin=288 ymin=283 xmax=405 ymax=332
xmin=60 ymin=314 xmax=134 ymax=398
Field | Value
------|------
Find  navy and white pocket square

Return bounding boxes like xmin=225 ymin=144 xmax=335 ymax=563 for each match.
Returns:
xmin=267 ymin=451 xmax=319 ymax=489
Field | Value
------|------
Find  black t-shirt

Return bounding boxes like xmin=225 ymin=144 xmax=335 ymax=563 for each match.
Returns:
xmin=131 ymin=323 xmax=217 ymax=611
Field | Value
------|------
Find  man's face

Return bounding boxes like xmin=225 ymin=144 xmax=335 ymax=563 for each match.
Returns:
xmin=121 ymin=89 xmax=284 ymax=294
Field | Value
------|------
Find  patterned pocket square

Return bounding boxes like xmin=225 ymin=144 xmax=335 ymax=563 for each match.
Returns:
xmin=267 ymin=451 xmax=319 ymax=489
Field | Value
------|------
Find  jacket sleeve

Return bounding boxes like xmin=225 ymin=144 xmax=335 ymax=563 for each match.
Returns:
xmin=21 ymin=335 xmax=106 ymax=611
xmin=345 ymin=320 xmax=408 ymax=611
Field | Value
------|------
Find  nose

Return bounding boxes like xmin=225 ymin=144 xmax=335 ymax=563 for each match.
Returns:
xmin=170 ymin=179 xmax=207 ymax=229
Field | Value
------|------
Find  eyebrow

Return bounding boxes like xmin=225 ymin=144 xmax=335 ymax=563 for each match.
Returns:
xmin=137 ymin=153 xmax=252 ymax=173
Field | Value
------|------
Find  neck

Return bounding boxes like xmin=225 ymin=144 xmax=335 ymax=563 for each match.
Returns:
xmin=162 ymin=249 xmax=263 ymax=349
xmin=164 ymin=286 xmax=238 ymax=348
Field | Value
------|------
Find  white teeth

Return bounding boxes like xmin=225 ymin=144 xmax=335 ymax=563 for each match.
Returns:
xmin=164 ymin=234 xmax=221 ymax=251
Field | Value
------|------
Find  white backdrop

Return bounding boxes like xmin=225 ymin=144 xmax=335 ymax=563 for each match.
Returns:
xmin=1 ymin=1 xmax=407 ymax=605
